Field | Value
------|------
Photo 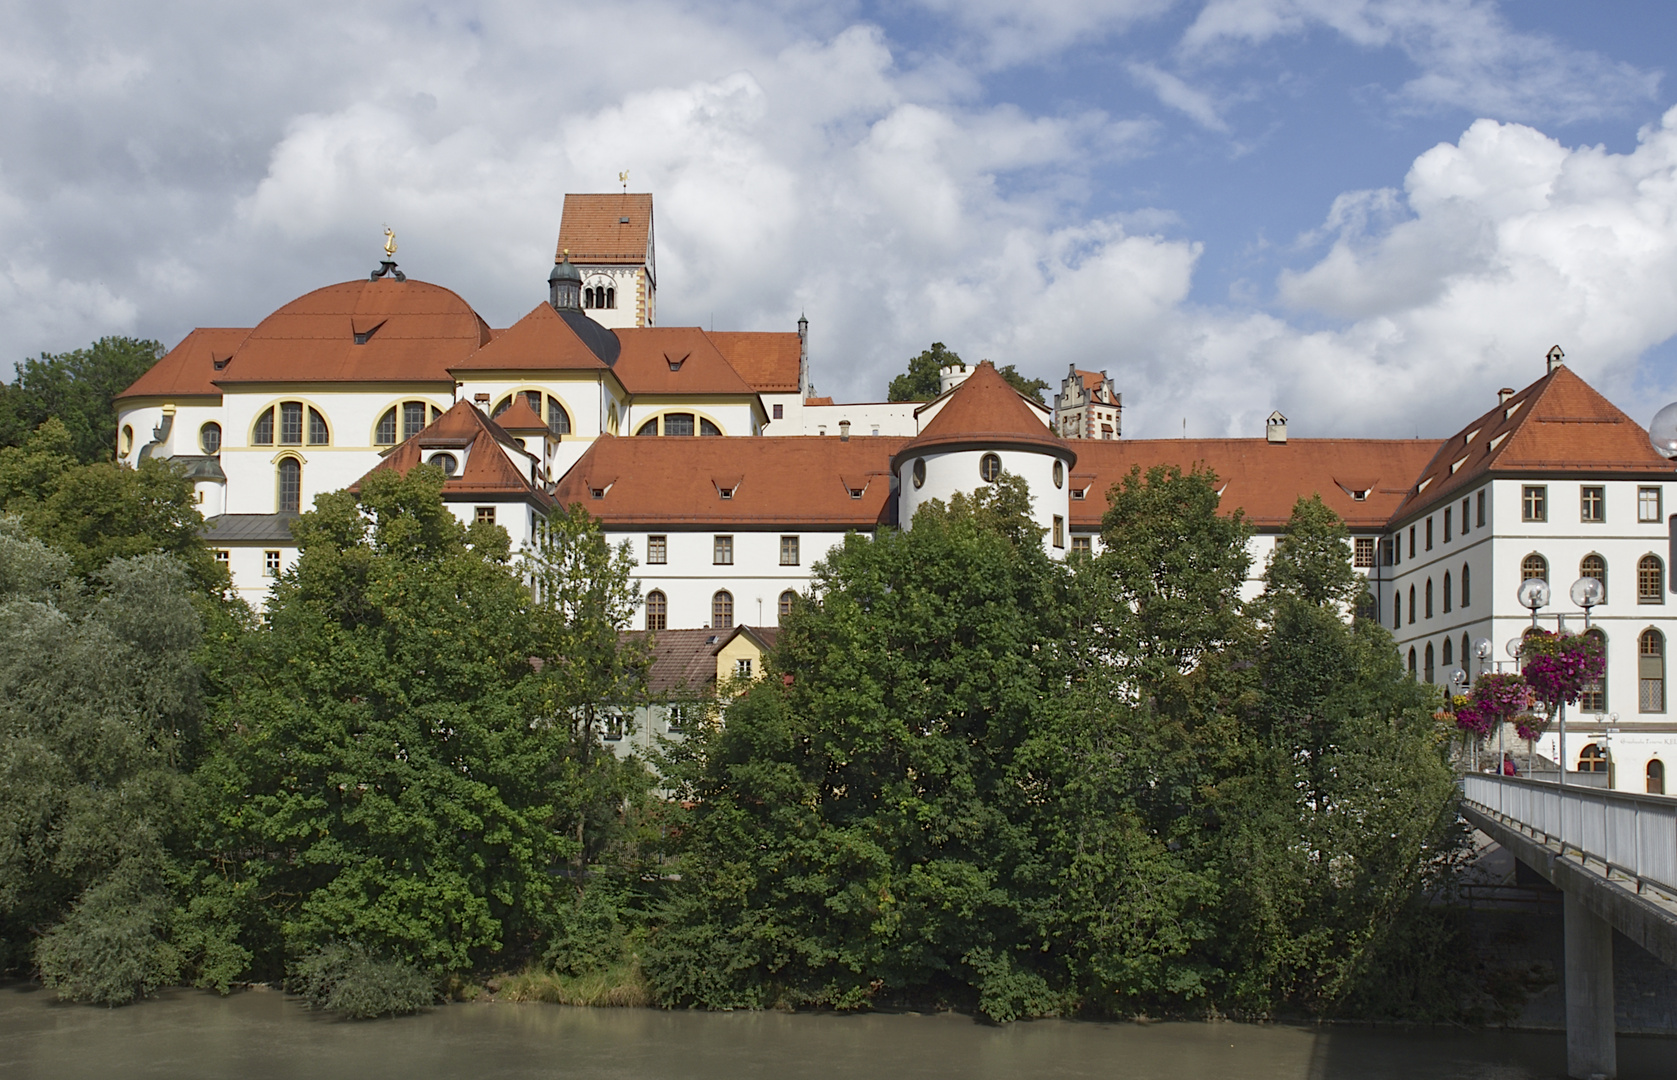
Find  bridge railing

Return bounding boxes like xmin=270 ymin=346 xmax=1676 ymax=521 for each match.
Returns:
xmin=1463 ymin=773 xmax=1677 ymax=897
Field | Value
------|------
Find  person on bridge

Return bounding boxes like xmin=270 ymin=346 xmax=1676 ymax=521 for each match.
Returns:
xmin=1502 ymin=755 xmax=1518 ymax=777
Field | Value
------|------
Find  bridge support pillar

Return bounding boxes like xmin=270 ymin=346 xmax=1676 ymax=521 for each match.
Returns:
xmin=1564 ymin=889 xmax=1617 ymax=1079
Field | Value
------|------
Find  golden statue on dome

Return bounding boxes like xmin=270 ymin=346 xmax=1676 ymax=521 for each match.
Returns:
xmin=383 ymin=226 xmax=398 ymax=257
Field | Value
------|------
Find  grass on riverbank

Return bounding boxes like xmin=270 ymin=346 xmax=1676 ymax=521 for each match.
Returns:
xmin=495 ymin=958 xmax=652 ymax=1008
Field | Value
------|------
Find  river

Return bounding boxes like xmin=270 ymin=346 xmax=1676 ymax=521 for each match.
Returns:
xmin=2 ymin=982 xmax=1672 ymax=1079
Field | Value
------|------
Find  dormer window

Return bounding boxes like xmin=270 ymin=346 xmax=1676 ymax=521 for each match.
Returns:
xmin=849 ymin=487 xmax=864 ymax=499
xmin=666 ymin=352 xmax=688 ymax=372
xmin=720 ymin=487 xmax=734 ymax=500
xmin=590 ymin=487 xmax=606 ymax=500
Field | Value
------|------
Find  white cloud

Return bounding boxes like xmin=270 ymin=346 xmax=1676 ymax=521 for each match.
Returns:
xmin=905 ymin=0 xmax=1176 ymax=67
xmin=1127 ymin=62 xmax=1229 ymax=131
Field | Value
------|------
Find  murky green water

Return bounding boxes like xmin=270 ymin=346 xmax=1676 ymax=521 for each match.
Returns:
xmin=0 ymin=983 xmax=1670 ymax=1079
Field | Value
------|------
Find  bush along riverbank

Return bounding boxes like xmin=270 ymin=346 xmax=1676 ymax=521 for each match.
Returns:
xmin=1 ymin=445 xmax=1490 ymax=1023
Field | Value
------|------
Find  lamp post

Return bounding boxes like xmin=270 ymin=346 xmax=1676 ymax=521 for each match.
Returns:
xmin=1450 ymin=667 xmax=1472 ymax=769
xmin=1504 ymin=636 xmax=1524 ymax=773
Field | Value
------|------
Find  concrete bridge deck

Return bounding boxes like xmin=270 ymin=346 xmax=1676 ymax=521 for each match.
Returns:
xmin=1460 ymin=774 xmax=1677 ymax=1078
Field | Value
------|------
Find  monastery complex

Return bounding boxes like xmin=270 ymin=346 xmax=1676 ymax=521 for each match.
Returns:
xmin=114 ymin=194 xmax=1677 ymax=792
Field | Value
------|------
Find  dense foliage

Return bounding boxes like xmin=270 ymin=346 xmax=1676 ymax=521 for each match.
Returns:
xmin=886 ymin=343 xmax=1051 ymax=403
xmin=0 ymin=337 xmax=164 ymax=463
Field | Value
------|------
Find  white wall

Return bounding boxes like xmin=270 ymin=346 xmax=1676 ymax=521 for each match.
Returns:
xmin=898 ymin=446 xmax=1072 ymax=557
xmin=616 ymin=527 xmax=853 ymax=630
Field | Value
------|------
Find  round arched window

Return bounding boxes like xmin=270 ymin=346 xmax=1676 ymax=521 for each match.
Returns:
xmin=200 ymin=422 xmax=222 ymax=455
xmin=430 ymin=452 xmax=458 ymax=476
xmin=979 ymin=453 xmax=1002 ymax=483
xmin=121 ymin=425 xmax=134 ymax=455
xmin=912 ymin=458 xmax=926 ymax=489
xmin=1053 ymin=460 xmax=1064 ymax=488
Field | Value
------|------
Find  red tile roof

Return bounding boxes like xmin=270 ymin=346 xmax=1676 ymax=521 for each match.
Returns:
xmin=448 ymin=302 xmax=613 ymax=373
xmin=1392 ymin=365 xmax=1675 ymax=523
xmin=492 ymin=396 xmax=549 ymax=433
xmin=117 ymin=327 xmax=249 ymax=399
xmin=628 ymin=628 xmax=719 ymax=696
xmin=210 ymin=278 xmax=490 ymax=385
xmin=355 ymin=399 xmax=551 ymax=502
xmin=707 ymin=331 xmax=801 ymax=392
xmin=557 ymin=193 xmax=653 ymax=266
xmin=554 ymin=434 xmax=904 ymax=527
xmin=893 ymin=361 xmax=1071 ymax=468
xmin=1067 ymin=438 xmax=1444 ymax=531
xmin=805 ymin=396 xmax=834 ymax=407
xmin=610 ymin=327 xmax=756 ymax=396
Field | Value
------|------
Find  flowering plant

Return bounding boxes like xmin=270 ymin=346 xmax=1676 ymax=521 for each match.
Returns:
xmin=1514 ymin=712 xmax=1548 ymax=742
xmin=1453 ymin=672 xmax=1532 ymax=740
xmin=1520 ymin=629 xmax=1605 ymax=709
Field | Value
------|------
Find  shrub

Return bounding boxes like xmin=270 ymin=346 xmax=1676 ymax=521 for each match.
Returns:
xmin=285 ymin=943 xmax=435 ymax=1019
xmin=36 ymin=872 xmax=179 ymax=1006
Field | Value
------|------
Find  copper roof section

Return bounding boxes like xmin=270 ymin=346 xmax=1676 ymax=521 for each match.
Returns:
xmin=893 ymin=361 xmax=1071 ymax=468
xmin=707 ymin=331 xmax=801 ymax=392
xmin=1392 ymin=365 xmax=1674 ymax=522
xmin=611 ymin=327 xmax=756 ymax=396
xmin=449 ymin=302 xmax=615 ymax=373
xmin=355 ymin=399 xmax=551 ymax=502
xmin=557 ymin=193 xmax=654 ymax=267
xmin=212 ymin=278 xmax=490 ymax=385
xmin=117 ymin=327 xmax=250 ymax=399
xmin=555 ymin=434 xmax=904 ymax=527
xmin=1067 ymin=438 xmax=1443 ymax=531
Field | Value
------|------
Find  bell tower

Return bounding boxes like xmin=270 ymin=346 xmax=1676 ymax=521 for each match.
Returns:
xmin=555 ymin=192 xmax=656 ymax=329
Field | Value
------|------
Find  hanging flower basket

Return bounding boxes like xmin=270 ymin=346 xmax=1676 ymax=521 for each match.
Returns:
xmin=1520 ymin=628 xmax=1605 ymax=709
xmin=1456 ymin=672 xmax=1531 ymax=742
xmin=1514 ymin=712 xmax=1549 ymax=742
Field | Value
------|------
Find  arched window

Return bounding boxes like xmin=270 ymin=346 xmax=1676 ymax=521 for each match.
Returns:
xmin=493 ymin=392 xmax=571 ymax=436
xmin=1461 ymin=563 xmax=1470 ymax=607
xmin=1407 ymin=585 xmax=1416 ymax=625
xmin=1461 ymin=633 xmax=1471 ymax=672
xmin=712 ymin=590 xmax=734 ymax=630
xmin=699 ymin=418 xmax=722 ymax=436
xmin=1522 ymin=553 xmax=1548 ymax=583
xmin=1581 ymin=554 xmax=1607 ymax=603
xmin=1578 ymin=743 xmax=1608 ymax=773
xmin=1424 ymin=642 xmax=1435 ymax=683
xmin=980 ymin=453 xmax=1002 ymax=482
xmin=308 ymin=408 xmax=330 ymax=445
xmin=1408 ymin=647 xmax=1417 ymax=676
xmin=664 ymin=413 xmax=696 ymax=437
xmin=1443 ymin=571 xmax=1452 ymax=614
xmin=1642 ymin=629 xmax=1667 ymax=713
xmin=606 ymin=286 xmax=616 ymax=309
xmin=376 ymin=401 xmax=439 ymax=445
xmin=277 ymin=457 xmax=301 ymax=514
xmin=199 ymin=422 xmax=221 ymax=455
xmin=778 ymin=590 xmax=796 ymax=623
xmin=636 ymin=418 xmax=658 ymax=436
xmin=1580 ymin=628 xmax=1606 ymax=713
xmin=254 ymin=402 xmax=330 ymax=447
xmin=121 ymin=424 xmax=134 ymax=455
xmin=1639 ymin=555 xmax=1665 ymax=604
xmin=1425 ymin=578 xmax=1434 ymax=619
xmin=645 ymin=590 xmax=667 ymax=632
xmin=1649 ymin=759 xmax=1665 ymax=795
xmin=1443 ymin=636 xmax=1454 ymax=667
xmin=1393 ymin=591 xmax=1402 ymax=630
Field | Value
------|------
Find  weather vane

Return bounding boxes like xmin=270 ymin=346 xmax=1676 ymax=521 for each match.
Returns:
xmin=619 ymin=170 xmax=629 ymax=194
xmin=383 ymin=226 xmax=398 ymax=258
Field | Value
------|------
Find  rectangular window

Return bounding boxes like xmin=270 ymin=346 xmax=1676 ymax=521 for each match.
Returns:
xmin=714 ymin=535 xmax=733 ymax=565
xmin=1443 ymin=508 xmax=1452 ymax=543
xmin=1052 ymin=515 xmax=1065 ymax=549
xmin=1523 ymin=485 xmax=1547 ymax=522
xmin=1461 ymin=498 xmax=1470 ymax=534
xmin=1581 ymin=485 xmax=1605 ymax=523
xmin=214 ymin=549 xmax=229 ymax=565
xmin=780 ymin=535 xmax=799 ymax=566
xmin=648 ymin=535 xmax=667 ymax=564
xmin=263 ymin=550 xmax=280 ymax=577
xmin=1071 ymin=536 xmax=1092 ymax=554
xmin=403 ymin=401 xmax=427 ymax=440
xmin=1425 ymin=517 xmax=1433 ymax=550
xmin=1354 ymin=537 xmax=1375 ymax=568
xmin=1408 ymin=527 xmax=1416 ymax=560
xmin=735 ymin=658 xmax=753 ymax=678
xmin=1640 ymin=486 xmax=1663 ymax=523
xmin=772 ymin=403 xmax=784 ymax=420
xmin=1380 ymin=538 xmax=1394 ymax=566
xmin=279 ymin=401 xmax=303 ymax=445
xmin=475 ymin=506 xmax=496 ymax=525
xmin=1477 ymin=489 xmax=1486 ymax=528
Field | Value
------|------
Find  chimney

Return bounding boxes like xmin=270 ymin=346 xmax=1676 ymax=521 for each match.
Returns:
xmin=839 ymin=419 xmax=851 ymax=441
xmin=1266 ymin=410 xmax=1287 ymax=444
xmin=797 ymin=313 xmax=810 ymax=398
xmin=473 ymin=393 xmax=491 ymax=412
xmin=1497 ymin=387 xmax=1515 ymax=405
xmin=1546 ymin=344 xmax=1565 ymax=373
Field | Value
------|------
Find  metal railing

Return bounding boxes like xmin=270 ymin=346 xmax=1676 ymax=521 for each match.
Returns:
xmin=1462 ymin=773 xmax=1677 ymax=898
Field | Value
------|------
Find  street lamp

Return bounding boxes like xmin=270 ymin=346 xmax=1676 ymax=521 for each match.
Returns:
xmin=1650 ymin=402 xmax=1677 ymax=459
xmin=1518 ymin=576 xmax=1551 ymax=628
xmin=1570 ymin=575 xmax=1604 ymax=630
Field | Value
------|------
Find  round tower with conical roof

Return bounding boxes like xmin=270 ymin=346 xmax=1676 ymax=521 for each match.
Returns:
xmin=891 ymin=361 xmax=1075 ymax=556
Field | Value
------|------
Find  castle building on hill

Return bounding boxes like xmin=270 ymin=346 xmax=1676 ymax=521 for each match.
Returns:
xmin=115 ymin=193 xmax=1677 ymax=791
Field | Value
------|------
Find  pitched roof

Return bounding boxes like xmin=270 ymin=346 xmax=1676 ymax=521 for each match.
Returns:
xmin=610 ymin=327 xmax=756 ymax=396
xmin=628 ymin=628 xmax=721 ymax=696
xmin=1077 ymin=370 xmax=1104 ymax=392
xmin=1392 ymin=364 xmax=1674 ymax=522
xmin=199 ymin=513 xmax=298 ymax=544
xmin=117 ymin=327 xmax=249 ymax=399
xmin=557 ymin=193 xmax=654 ymax=266
xmin=707 ymin=331 xmax=801 ymax=392
xmin=1067 ymin=438 xmax=1443 ymax=531
xmin=806 ymin=396 xmax=834 ymax=407
xmin=448 ymin=302 xmax=616 ymax=372
xmin=355 ymin=399 xmax=551 ymax=502
xmin=893 ymin=361 xmax=1070 ymax=468
xmin=210 ymin=277 xmax=490 ymax=384
xmin=492 ymin=396 xmax=549 ymax=433
xmin=714 ymin=624 xmax=780 ymax=657
xmin=554 ymin=434 xmax=904 ymax=527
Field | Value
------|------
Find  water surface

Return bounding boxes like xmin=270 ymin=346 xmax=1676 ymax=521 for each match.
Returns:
xmin=1 ymin=983 xmax=1670 ymax=1079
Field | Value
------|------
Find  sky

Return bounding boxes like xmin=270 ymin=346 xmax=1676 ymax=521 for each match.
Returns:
xmin=4 ymin=0 xmax=1677 ymax=440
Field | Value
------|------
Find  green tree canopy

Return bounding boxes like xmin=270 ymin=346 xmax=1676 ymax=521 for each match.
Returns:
xmin=886 ymin=343 xmax=1050 ymax=403
xmin=0 ymin=337 xmax=164 ymax=463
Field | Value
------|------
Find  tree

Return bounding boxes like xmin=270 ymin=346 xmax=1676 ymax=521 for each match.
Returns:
xmin=886 ymin=343 xmax=1050 ymax=403
xmin=1259 ymin=494 xmax=1361 ymax=612
xmin=0 ymin=337 xmax=164 ymax=463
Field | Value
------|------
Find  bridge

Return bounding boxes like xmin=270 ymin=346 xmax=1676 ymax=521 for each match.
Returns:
xmin=1460 ymin=774 xmax=1677 ymax=1079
